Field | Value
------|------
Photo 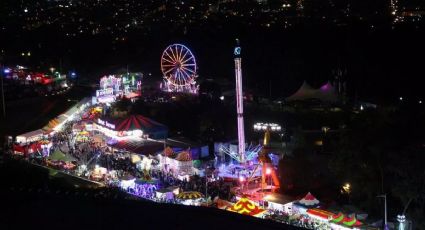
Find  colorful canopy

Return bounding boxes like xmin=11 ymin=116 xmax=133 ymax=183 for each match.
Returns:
xmin=297 ymin=192 xmax=320 ymax=207
xmin=177 ymin=191 xmax=203 ymax=200
xmin=48 ymin=150 xmax=76 ymax=162
xmin=228 ymin=197 xmax=266 ymax=217
xmin=331 ymin=213 xmax=344 ymax=223
xmin=176 ymin=151 xmax=192 ymax=161
xmin=306 ymin=208 xmax=334 ymax=220
xmin=103 ymin=115 xmax=167 ymax=133
xmin=330 ymin=213 xmax=362 ymax=227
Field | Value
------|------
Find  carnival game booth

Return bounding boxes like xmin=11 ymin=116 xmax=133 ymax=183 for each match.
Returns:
xmin=155 ymin=188 xmax=174 ymax=201
xmin=228 ymin=197 xmax=267 ymax=217
xmin=165 ymin=137 xmax=210 ymax=160
xmin=46 ymin=150 xmax=77 ymax=170
xmin=132 ymin=178 xmax=159 ymax=198
xmin=158 ymin=147 xmax=196 ymax=180
xmin=12 ymin=142 xmax=42 ymax=157
xmin=94 ymin=115 xmax=168 ymax=139
xmin=90 ymin=165 xmax=108 ymax=181
xmin=177 ymin=191 xmax=204 ymax=206
xmin=263 ymin=193 xmax=296 ymax=214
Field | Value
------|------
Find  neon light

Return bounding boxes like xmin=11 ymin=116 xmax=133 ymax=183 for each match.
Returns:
xmin=96 ymin=88 xmax=114 ymax=97
xmin=97 ymin=118 xmax=115 ymax=129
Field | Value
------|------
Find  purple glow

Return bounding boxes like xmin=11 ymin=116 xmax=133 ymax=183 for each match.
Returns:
xmin=4 ymin=68 xmax=11 ymax=74
xmin=320 ymin=83 xmax=331 ymax=91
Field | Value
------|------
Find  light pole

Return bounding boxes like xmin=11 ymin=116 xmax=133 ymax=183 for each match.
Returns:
xmin=1 ymin=67 xmax=5 ymax=117
xmin=342 ymin=183 xmax=351 ymax=203
xmin=377 ymin=194 xmax=389 ymax=230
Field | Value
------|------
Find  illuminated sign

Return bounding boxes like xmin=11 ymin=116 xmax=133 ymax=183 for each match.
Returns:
xmin=96 ymin=88 xmax=113 ymax=97
xmin=97 ymin=118 xmax=116 ymax=129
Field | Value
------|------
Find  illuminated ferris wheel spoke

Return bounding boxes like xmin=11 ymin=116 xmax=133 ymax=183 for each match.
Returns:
xmin=178 ymin=46 xmax=184 ymax=62
xmin=161 ymin=64 xmax=175 ymax=67
xmin=181 ymin=66 xmax=195 ymax=74
xmin=179 ymin=72 xmax=186 ymax=85
xmin=169 ymin=47 xmax=179 ymax=63
xmin=177 ymin=72 xmax=184 ymax=85
xmin=175 ymin=45 xmax=181 ymax=62
xmin=164 ymin=52 xmax=175 ymax=63
xmin=162 ymin=57 xmax=175 ymax=64
xmin=181 ymin=70 xmax=192 ymax=84
xmin=181 ymin=56 xmax=194 ymax=65
xmin=163 ymin=68 xmax=174 ymax=75
xmin=180 ymin=49 xmax=189 ymax=62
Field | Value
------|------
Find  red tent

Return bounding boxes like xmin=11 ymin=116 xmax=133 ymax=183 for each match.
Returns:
xmin=111 ymin=115 xmax=166 ymax=132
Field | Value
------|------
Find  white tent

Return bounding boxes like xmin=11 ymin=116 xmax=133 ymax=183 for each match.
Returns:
xmin=16 ymin=129 xmax=44 ymax=144
xmin=286 ymin=81 xmax=338 ymax=102
xmin=286 ymin=81 xmax=317 ymax=101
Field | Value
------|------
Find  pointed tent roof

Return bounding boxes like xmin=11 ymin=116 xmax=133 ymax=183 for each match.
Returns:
xmin=228 ymin=197 xmax=266 ymax=216
xmin=296 ymin=192 xmax=320 ymax=207
xmin=104 ymin=115 xmax=167 ymax=132
xmin=287 ymin=81 xmax=338 ymax=102
xmin=286 ymin=81 xmax=316 ymax=101
xmin=316 ymin=81 xmax=337 ymax=102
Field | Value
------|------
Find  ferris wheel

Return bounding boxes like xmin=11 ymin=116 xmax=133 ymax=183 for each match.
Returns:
xmin=161 ymin=44 xmax=197 ymax=89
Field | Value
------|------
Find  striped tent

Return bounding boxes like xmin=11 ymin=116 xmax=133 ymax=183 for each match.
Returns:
xmin=177 ymin=191 xmax=203 ymax=200
xmin=112 ymin=115 xmax=166 ymax=132
xmin=101 ymin=115 xmax=168 ymax=139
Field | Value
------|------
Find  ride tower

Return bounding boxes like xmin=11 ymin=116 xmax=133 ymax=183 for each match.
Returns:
xmin=234 ymin=39 xmax=245 ymax=163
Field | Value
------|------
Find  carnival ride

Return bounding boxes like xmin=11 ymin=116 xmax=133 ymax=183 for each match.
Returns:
xmin=160 ymin=44 xmax=199 ymax=93
xmin=258 ymin=128 xmax=280 ymax=189
xmin=218 ymin=40 xmax=280 ymax=195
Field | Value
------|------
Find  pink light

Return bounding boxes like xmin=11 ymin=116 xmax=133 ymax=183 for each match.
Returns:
xmin=239 ymin=176 xmax=245 ymax=182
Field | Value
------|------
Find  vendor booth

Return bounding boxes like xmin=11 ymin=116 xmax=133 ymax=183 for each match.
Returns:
xmin=177 ymin=191 xmax=204 ymax=206
xmin=16 ymin=129 xmax=44 ymax=144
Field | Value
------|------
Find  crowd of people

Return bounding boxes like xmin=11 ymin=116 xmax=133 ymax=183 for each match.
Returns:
xmin=265 ymin=210 xmax=332 ymax=230
xmin=8 ymin=104 xmax=328 ymax=229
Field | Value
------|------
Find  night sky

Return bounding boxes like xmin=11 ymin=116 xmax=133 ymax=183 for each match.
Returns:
xmin=1 ymin=0 xmax=425 ymax=102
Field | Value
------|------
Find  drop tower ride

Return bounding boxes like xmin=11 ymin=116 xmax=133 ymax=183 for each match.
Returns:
xmin=234 ymin=39 xmax=245 ymax=163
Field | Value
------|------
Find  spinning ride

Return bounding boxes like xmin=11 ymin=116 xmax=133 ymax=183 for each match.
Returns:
xmin=160 ymin=44 xmax=198 ymax=93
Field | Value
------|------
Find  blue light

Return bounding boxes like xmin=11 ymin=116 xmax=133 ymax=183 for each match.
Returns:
xmin=234 ymin=47 xmax=241 ymax=56
xmin=4 ymin=68 xmax=11 ymax=74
